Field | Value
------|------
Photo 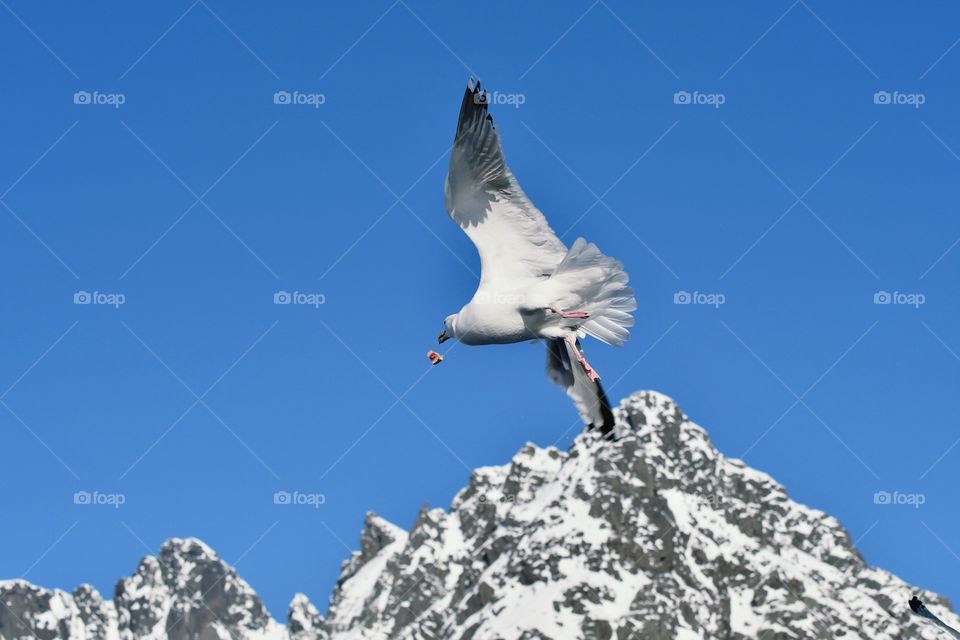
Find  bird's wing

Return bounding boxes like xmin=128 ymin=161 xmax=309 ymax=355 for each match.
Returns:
xmin=546 ymin=338 xmax=616 ymax=435
xmin=444 ymin=80 xmax=568 ymax=289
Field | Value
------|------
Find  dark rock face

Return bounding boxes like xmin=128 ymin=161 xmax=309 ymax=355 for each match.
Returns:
xmin=287 ymin=594 xmax=324 ymax=640
xmin=73 ymin=585 xmax=117 ymax=639
xmin=1 ymin=391 xmax=957 ymax=639
xmin=0 ymin=581 xmax=114 ymax=640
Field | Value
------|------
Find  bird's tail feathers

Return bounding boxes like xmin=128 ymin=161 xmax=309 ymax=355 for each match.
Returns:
xmin=549 ymin=238 xmax=636 ymax=346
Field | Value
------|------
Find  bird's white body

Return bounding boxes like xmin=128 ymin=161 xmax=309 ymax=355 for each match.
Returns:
xmin=438 ymin=81 xmax=637 ymax=434
xmin=452 ymin=280 xmax=597 ymax=345
xmin=451 ymin=297 xmax=536 ymax=345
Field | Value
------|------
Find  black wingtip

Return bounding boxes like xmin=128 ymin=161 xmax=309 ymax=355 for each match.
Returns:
xmin=455 ymin=78 xmax=494 ymax=141
xmin=590 ymin=379 xmax=616 ymax=438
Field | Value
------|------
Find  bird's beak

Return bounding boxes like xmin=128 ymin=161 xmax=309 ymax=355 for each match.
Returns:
xmin=438 ymin=330 xmax=449 ymax=344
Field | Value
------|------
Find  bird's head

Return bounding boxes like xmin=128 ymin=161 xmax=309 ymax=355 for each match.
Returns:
xmin=438 ymin=314 xmax=458 ymax=344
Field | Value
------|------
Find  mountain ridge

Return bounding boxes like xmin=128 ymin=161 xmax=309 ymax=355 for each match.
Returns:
xmin=1 ymin=390 xmax=956 ymax=639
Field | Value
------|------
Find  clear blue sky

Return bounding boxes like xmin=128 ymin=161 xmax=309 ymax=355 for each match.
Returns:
xmin=2 ymin=0 xmax=959 ymax=618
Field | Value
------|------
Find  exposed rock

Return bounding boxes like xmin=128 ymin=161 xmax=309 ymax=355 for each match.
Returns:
xmin=1 ymin=391 xmax=956 ymax=639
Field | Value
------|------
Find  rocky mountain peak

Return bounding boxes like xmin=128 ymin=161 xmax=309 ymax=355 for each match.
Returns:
xmin=1 ymin=390 xmax=957 ymax=639
xmin=113 ymin=536 xmax=282 ymax=640
xmin=287 ymin=594 xmax=323 ymax=640
xmin=314 ymin=390 xmax=959 ymax=639
xmin=358 ymin=514 xmax=405 ymax=564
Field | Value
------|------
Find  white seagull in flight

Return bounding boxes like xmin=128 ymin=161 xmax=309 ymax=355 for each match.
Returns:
xmin=433 ymin=80 xmax=637 ymax=436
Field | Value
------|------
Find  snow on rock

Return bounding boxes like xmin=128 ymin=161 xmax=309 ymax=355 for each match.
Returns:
xmin=113 ymin=537 xmax=285 ymax=640
xmin=0 ymin=580 xmax=95 ymax=640
xmin=0 ymin=538 xmax=283 ymax=640
xmin=287 ymin=594 xmax=324 ymax=640
xmin=317 ymin=390 xmax=960 ymax=640
xmin=322 ymin=513 xmax=408 ymax=639
xmin=1 ymin=391 xmax=957 ymax=639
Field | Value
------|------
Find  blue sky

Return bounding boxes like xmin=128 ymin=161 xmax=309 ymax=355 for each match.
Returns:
xmin=2 ymin=0 xmax=960 ymax=618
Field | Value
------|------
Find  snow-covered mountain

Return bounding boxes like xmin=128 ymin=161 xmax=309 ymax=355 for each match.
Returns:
xmin=2 ymin=391 xmax=956 ymax=639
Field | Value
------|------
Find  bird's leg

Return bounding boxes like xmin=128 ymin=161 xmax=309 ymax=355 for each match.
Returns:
xmin=565 ymin=335 xmax=600 ymax=381
xmin=579 ymin=352 xmax=600 ymax=382
xmin=549 ymin=307 xmax=589 ymax=319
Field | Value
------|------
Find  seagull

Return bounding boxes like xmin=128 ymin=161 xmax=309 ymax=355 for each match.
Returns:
xmin=435 ymin=80 xmax=637 ymax=436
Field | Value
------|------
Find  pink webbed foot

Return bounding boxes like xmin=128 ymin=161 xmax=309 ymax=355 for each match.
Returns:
xmin=580 ymin=357 xmax=600 ymax=382
xmin=549 ymin=307 xmax=589 ymax=319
